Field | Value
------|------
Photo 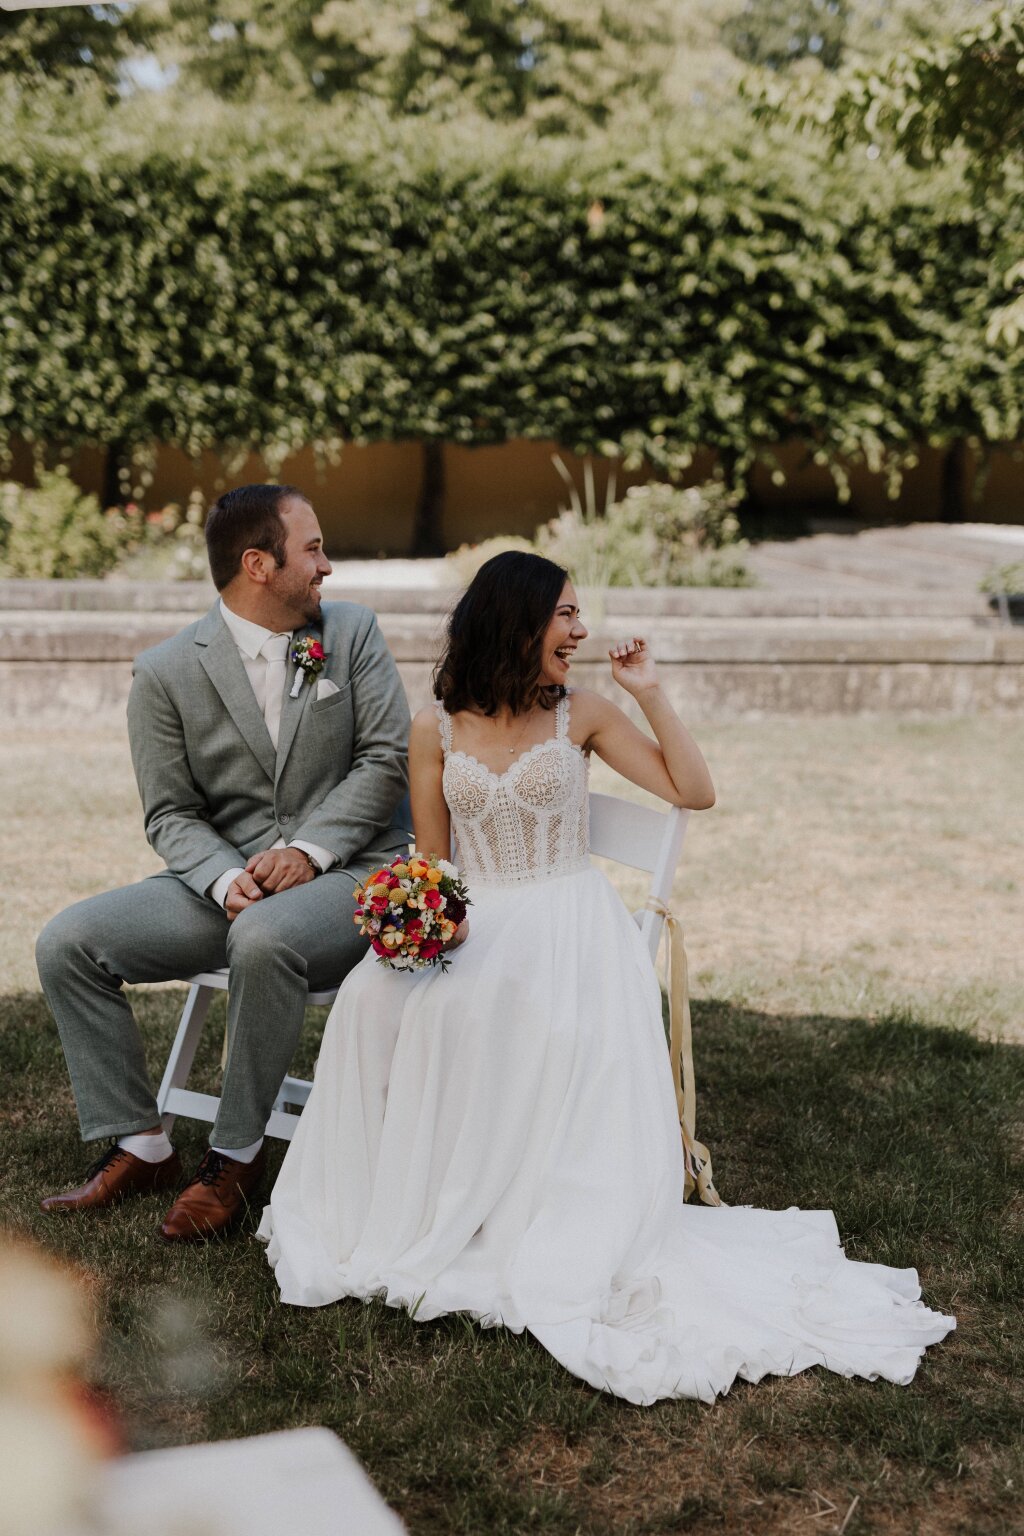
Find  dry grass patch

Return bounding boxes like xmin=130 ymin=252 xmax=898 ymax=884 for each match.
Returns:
xmin=3 ymin=719 xmax=1022 ymax=1041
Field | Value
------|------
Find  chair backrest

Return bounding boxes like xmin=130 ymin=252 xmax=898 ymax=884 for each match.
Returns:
xmin=588 ymin=791 xmax=689 ymax=963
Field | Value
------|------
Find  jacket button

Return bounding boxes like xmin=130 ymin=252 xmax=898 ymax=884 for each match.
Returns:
xmin=279 ymin=813 xmax=293 ymax=824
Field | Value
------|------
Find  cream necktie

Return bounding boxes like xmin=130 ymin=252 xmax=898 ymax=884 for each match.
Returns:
xmin=260 ymin=634 xmax=291 ymax=751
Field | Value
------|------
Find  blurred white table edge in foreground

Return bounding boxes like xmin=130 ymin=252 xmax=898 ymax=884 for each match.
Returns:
xmin=69 ymin=1427 xmax=408 ymax=1536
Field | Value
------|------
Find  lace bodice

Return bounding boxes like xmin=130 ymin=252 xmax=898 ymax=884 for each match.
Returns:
xmin=437 ymin=694 xmax=590 ymax=886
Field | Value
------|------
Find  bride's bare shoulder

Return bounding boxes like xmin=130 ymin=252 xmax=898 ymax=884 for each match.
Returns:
xmin=566 ymin=687 xmax=616 ymax=725
xmin=565 ymin=687 xmax=617 ymax=748
xmin=410 ymin=704 xmax=444 ymax=759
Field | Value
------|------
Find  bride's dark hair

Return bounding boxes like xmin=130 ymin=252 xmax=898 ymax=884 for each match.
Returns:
xmin=434 ymin=550 xmax=570 ymax=717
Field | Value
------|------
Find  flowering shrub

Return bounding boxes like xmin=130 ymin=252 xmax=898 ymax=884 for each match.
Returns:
xmin=536 ymin=479 xmax=753 ymax=588
xmin=0 ymin=469 xmax=145 ymax=579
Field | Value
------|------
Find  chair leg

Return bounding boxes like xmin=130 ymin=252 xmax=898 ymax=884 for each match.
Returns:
xmin=156 ymin=984 xmax=215 ymax=1136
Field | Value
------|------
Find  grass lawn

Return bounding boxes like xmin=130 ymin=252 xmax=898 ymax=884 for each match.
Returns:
xmin=2 ymin=992 xmax=1021 ymax=1535
xmin=1 ymin=718 xmax=1022 ymax=1533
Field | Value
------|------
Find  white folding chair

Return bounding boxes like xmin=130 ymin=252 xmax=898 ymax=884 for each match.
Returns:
xmin=156 ymin=792 xmax=690 ymax=1144
xmin=156 ymin=971 xmax=337 ymax=1143
xmin=588 ymin=791 xmax=689 ymax=962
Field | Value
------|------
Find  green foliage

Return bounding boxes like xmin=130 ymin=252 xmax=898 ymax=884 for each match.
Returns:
xmin=749 ymin=5 xmax=1024 ymax=355
xmin=979 ymin=560 xmax=1024 ymax=596
xmin=0 ymin=4 xmax=155 ymax=97
xmin=722 ymin=0 xmax=850 ymax=72
xmin=0 ymin=469 xmax=144 ymax=579
xmin=826 ymin=4 xmax=1024 ymax=185
xmin=0 ymin=111 xmax=1019 ymax=487
xmin=752 ymin=5 xmax=1024 ymax=188
xmin=150 ymin=0 xmax=672 ymax=128
xmin=536 ymin=479 xmax=753 ymax=588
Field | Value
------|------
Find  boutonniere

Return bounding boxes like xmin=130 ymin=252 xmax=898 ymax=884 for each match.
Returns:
xmin=289 ymin=636 xmax=326 ymax=697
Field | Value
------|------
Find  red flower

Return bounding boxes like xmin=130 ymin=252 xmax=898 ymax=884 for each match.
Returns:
xmin=371 ymin=938 xmax=390 ymax=957
xmin=309 ymin=642 xmax=325 ymax=661
xmin=423 ymin=888 xmax=443 ymax=909
xmin=419 ymin=939 xmax=443 ymax=960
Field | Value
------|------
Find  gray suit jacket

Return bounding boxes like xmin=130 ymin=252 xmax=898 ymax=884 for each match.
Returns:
xmin=127 ymin=601 xmax=411 ymax=897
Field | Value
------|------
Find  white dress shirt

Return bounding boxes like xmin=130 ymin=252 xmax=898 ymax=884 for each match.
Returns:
xmin=207 ymin=600 xmax=336 ymax=910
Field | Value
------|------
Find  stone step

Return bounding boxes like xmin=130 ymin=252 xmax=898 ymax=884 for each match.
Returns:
xmin=0 ymin=579 xmax=993 ymax=621
xmin=2 ymin=611 xmax=1019 ymax=665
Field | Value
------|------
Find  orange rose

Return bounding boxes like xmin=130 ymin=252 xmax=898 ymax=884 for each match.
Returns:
xmin=426 ymin=868 xmax=443 ymax=883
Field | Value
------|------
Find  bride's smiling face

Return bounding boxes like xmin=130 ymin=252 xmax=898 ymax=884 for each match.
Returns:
xmin=538 ymin=582 xmax=588 ymax=687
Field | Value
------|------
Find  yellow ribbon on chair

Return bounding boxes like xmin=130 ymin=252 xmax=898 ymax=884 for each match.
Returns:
xmin=646 ymin=898 xmax=722 ymax=1207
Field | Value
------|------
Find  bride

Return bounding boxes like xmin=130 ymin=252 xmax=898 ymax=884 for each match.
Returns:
xmin=259 ymin=551 xmax=954 ymax=1405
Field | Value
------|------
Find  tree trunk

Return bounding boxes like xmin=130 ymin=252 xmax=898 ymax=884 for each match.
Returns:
xmin=940 ymin=439 xmax=968 ymax=523
xmin=718 ymin=447 xmax=764 ymax=538
xmin=102 ymin=441 xmax=126 ymax=509
xmin=410 ymin=440 xmax=445 ymax=556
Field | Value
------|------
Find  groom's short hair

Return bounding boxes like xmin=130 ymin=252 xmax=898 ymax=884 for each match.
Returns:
xmin=204 ymin=483 xmax=306 ymax=591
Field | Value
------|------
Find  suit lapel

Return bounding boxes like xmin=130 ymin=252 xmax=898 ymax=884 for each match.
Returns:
xmin=195 ymin=607 xmax=277 ymax=782
xmin=275 ymin=622 xmax=318 ymax=781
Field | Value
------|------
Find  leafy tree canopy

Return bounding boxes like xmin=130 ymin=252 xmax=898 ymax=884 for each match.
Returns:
xmin=0 ymin=2 xmax=155 ymax=96
xmin=722 ymin=0 xmax=851 ymax=73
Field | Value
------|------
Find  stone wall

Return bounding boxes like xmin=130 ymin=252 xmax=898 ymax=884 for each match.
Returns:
xmin=3 ymin=605 xmax=1021 ymax=728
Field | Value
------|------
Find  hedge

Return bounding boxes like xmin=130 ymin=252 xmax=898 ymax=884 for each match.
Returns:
xmin=0 ymin=117 xmax=1020 ymax=492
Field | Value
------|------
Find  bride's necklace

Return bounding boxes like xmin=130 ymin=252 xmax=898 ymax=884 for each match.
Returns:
xmin=492 ymin=706 xmax=537 ymax=756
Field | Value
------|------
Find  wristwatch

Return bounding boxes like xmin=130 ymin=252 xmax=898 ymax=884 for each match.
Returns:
xmin=297 ymin=849 xmax=322 ymax=877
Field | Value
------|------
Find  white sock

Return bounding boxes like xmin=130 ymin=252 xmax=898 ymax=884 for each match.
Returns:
xmin=211 ymin=1138 xmax=264 ymax=1165
xmin=118 ymin=1131 xmax=174 ymax=1163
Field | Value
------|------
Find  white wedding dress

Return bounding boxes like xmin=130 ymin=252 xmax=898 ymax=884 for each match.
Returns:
xmin=258 ymin=695 xmax=954 ymax=1405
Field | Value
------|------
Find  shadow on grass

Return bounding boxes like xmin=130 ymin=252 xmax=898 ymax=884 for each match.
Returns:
xmin=2 ymin=989 xmax=1022 ymax=1536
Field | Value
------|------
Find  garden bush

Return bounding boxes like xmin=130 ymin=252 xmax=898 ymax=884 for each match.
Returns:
xmin=536 ymin=480 xmax=753 ymax=588
xmin=0 ymin=105 xmax=1019 ymax=497
xmin=0 ymin=469 xmax=143 ymax=578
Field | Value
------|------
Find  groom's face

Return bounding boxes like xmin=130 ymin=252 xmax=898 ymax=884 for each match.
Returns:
xmin=269 ymin=497 xmax=332 ymax=627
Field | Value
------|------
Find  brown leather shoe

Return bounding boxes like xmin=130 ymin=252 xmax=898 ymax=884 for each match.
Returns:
xmin=41 ymin=1141 xmax=183 ymax=1214
xmin=157 ymin=1147 xmax=267 ymax=1243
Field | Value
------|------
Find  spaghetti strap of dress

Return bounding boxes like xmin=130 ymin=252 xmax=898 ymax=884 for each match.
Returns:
xmin=555 ymin=690 xmax=571 ymax=739
xmin=435 ymin=699 xmax=453 ymax=756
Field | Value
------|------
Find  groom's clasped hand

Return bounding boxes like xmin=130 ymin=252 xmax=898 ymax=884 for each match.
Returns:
xmin=227 ymin=845 xmax=319 ymax=918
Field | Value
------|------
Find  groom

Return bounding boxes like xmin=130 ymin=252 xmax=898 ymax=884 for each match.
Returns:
xmin=36 ymin=484 xmax=411 ymax=1239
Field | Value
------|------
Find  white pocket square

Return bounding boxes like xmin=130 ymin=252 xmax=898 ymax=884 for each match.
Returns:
xmin=316 ymin=678 xmax=341 ymax=701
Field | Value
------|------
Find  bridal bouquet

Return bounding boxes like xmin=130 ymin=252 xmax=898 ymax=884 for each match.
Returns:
xmin=354 ymin=855 xmax=470 ymax=972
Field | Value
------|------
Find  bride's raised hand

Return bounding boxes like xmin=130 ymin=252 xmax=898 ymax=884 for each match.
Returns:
xmin=609 ymin=637 xmax=658 ymax=698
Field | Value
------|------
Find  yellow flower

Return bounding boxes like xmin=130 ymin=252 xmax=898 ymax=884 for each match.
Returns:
xmin=426 ymin=868 xmax=443 ymax=883
xmin=392 ymin=862 xmax=410 ymax=878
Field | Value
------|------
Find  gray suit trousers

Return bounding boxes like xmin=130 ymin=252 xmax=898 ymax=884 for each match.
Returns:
xmin=36 ymin=867 xmax=372 ymax=1148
